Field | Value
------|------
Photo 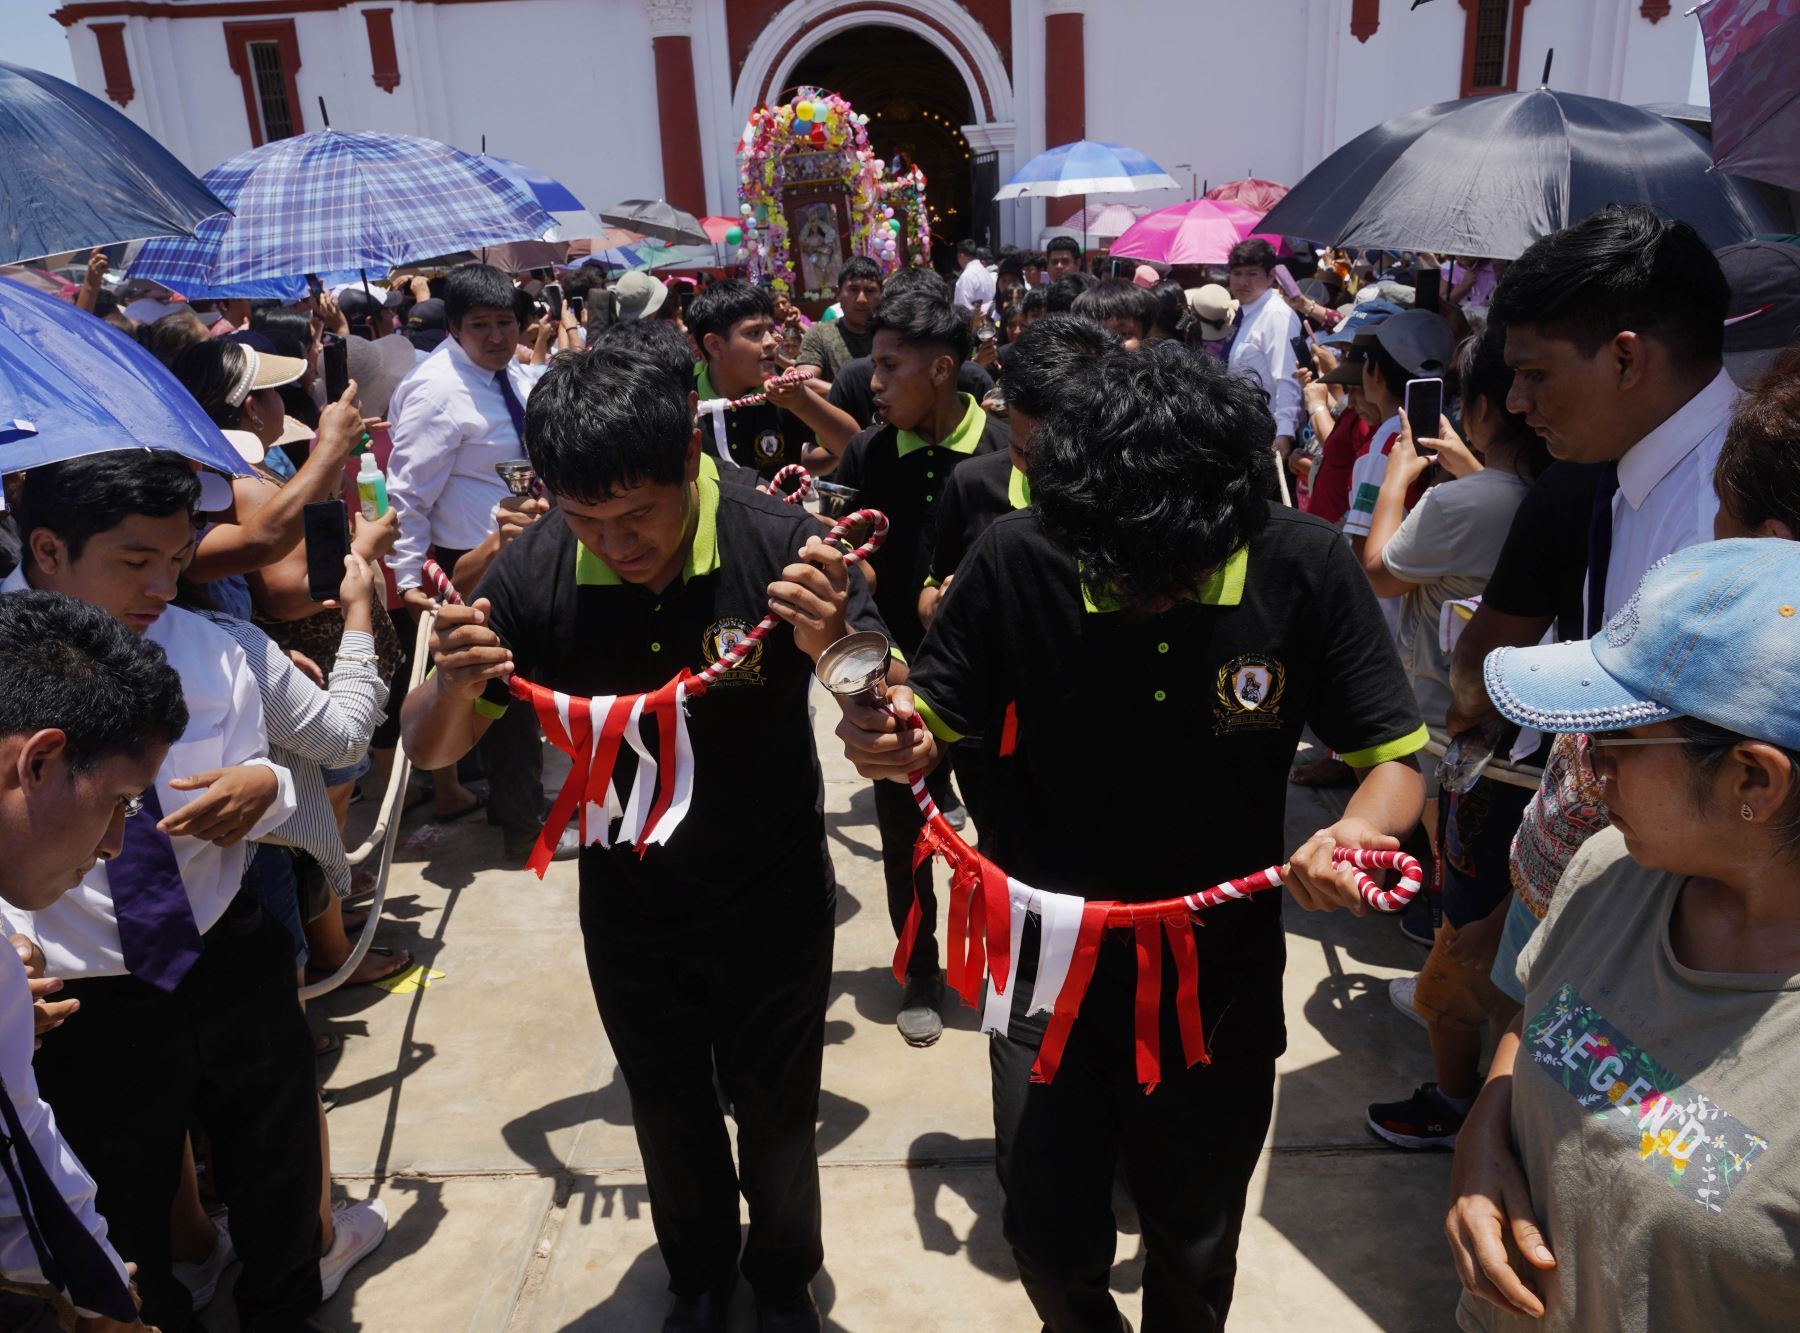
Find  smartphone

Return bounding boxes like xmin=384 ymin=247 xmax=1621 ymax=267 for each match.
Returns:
xmin=1414 ymin=266 xmax=1442 ymax=314
xmin=1405 ymin=377 xmax=1445 ymax=455
xmin=302 ymin=499 xmax=350 ymax=603
xmin=568 ymin=294 xmax=585 ymax=321
xmin=545 ymin=283 xmax=563 ymax=322
xmin=1273 ymin=264 xmax=1302 ymax=300
xmin=1290 ymin=332 xmax=1317 ymax=375
xmin=322 ymin=333 xmax=348 ymax=405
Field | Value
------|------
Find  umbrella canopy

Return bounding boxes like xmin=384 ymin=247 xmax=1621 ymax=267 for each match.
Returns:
xmin=1699 ymin=0 xmax=1800 ymax=192
xmin=0 ymin=266 xmax=78 ymax=300
xmin=0 ymin=276 xmax=249 ymax=477
xmin=700 ymin=216 xmax=741 ymax=244
xmin=1203 ymin=178 xmax=1290 ymax=214
xmin=1256 ymin=87 xmax=1777 ymax=261
xmin=477 ymin=154 xmax=585 ymax=214
xmin=1109 ymin=200 xmax=1265 ymax=266
xmin=596 ymin=199 xmax=709 ymax=246
xmin=128 ymin=130 xmax=555 ymax=288
xmin=0 ymin=62 xmax=229 ymax=266
xmin=1043 ymin=203 xmax=1150 ymax=245
xmin=995 ymin=140 xmax=1179 ymax=200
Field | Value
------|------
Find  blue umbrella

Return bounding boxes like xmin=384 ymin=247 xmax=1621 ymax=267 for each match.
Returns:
xmin=0 ymin=276 xmax=249 ymax=477
xmin=0 ymin=61 xmax=228 ymax=265
xmin=478 ymin=154 xmax=585 ymax=214
xmin=128 ymin=129 xmax=556 ymax=288
xmin=994 ymin=140 xmax=1180 ymax=200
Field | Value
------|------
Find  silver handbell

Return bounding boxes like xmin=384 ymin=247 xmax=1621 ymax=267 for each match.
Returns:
xmin=813 ymin=630 xmax=894 ymax=709
xmin=494 ymin=459 xmax=538 ymax=497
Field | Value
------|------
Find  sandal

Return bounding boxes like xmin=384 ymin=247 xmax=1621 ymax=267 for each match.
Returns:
xmin=431 ymin=793 xmax=488 ymax=824
xmin=306 ymin=945 xmax=413 ymax=988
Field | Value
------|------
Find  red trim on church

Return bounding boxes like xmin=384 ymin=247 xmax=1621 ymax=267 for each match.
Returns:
xmin=56 ymin=0 xmax=494 ymax=27
xmin=1351 ymin=0 xmax=1380 ymax=43
xmin=1458 ymin=0 xmax=1533 ymax=98
xmin=1640 ymin=1 xmax=1672 ymax=22
xmin=363 ymin=7 xmax=401 ymax=92
xmin=653 ymin=33 xmax=707 ymax=217
xmin=751 ymin=2 xmax=996 ymax=120
xmin=92 ymin=22 xmax=134 ymax=106
xmin=1044 ymin=9 xmax=1086 ymax=225
xmin=223 ymin=18 xmax=303 ymax=147
xmin=727 ymin=0 xmax=1011 ymax=90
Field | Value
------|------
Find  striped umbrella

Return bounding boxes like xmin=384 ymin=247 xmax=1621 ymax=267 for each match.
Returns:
xmin=995 ymin=141 xmax=1179 ymax=200
xmin=129 ymin=129 xmax=555 ymax=288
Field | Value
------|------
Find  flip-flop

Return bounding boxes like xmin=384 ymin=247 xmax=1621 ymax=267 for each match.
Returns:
xmin=431 ymin=794 xmax=488 ymax=824
xmin=341 ymin=906 xmax=371 ymax=934
xmin=403 ymin=785 xmax=433 ymax=814
xmin=307 ymin=945 xmax=413 ymax=988
xmin=314 ymin=1031 xmax=343 ymax=1059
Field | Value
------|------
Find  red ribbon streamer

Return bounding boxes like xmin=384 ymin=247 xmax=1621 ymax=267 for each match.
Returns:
xmin=1164 ymin=915 xmax=1210 ymax=1072
xmin=1030 ymin=903 xmax=1108 ymax=1085
xmin=1133 ymin=917 xmax=1164 ymax=1092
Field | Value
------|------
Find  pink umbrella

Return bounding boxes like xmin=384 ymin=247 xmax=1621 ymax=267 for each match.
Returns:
xmin=1203 ymin=177 xmax=1290 ymax=214
xmin=0 ymin=266 xmax=78 ymax=300
xmin=1108 ymin=199 xmax=1264 ymax=266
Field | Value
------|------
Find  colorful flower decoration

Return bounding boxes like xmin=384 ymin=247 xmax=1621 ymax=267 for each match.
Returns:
xmin=880 ymin=165 xmax=933 ymax=268
xmin=736 ymin=87 xmax=896 ymax=299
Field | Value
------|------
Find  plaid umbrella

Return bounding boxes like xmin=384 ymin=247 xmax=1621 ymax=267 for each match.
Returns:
xmin=129 ymin=129 xmax=555 ymax=288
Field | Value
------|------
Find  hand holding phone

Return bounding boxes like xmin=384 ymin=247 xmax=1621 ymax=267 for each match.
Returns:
xmin=322 ymin=333 xmax=348 ymax=407
xmin=1404 ymin=378 xmax=1445 ymax=457
xmin=1290 ymin=332 xmax=1317 ymax=376
xmin=545 ymin=283 xmax=563 ymax=322
xmin=303 ymin=500 xmax=351 ymax=603
xmin=1414 ymin=266 xmax=1442 ymax=314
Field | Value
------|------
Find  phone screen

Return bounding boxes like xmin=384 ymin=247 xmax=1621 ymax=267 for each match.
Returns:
xmin=1414 ymin=266 xmax=1442 ymax=314
xmin=1273 ymin=264 xmax=1301 ymax=300
xmin=322 ymin=333 xmax=348 ymax=405
xmin=302 ymin=500 xmax=350 ymax=603
xmin=1290 ymin=333 xmax=1317 ymax=375
xmin=545 ymin=284 xmax=563 ymax=322
xmin=1405 ymin=378 xmax=1445 ymax=455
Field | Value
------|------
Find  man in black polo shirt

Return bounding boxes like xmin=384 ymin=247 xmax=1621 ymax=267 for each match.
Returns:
xmin=838 ymin=346 xmax=1427 ymax=1333
xmin=824 ymin=268 xmax=994 ymax=431
xmin=688 ymin=280 xmax=858 ymax=480
xmin=400 ymin=351 xmax=879 ymax=1333
xmin=833 ymin=286 xmax=1008 ymax=1047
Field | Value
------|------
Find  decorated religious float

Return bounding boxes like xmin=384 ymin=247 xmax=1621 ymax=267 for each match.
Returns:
xmin=734 ymin=86 xmax=908 ymax=317
xmin=880 ymin=161 xmax=933 ymax=269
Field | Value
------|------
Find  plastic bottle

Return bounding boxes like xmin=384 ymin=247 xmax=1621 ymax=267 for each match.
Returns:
xmin=356 ymin=453 xmax=388 ymax=521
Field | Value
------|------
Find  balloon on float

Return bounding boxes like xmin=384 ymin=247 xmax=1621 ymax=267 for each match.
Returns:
xmin=795 ymin=100 xmax=814 ymax=121
xmin=740 ymin=203 xmax=754 ymax=217
xmin=726 ymin=225 xmax=744 ymax=245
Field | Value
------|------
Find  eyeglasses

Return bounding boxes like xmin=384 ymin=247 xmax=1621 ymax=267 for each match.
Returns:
xmin=1575 ymin=733 xmax=1688 ymax=784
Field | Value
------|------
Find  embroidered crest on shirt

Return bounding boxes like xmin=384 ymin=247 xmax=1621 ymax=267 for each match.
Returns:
xmin=701 ymin=617 xmax=767 ymax=686
xmin=755 ymin=429 xmax=782 ymax=460
xmin=1213 ymin=654 xmax=1286 ymax=734
xmin=1526 ymin=982 xmax=1768 ymax=1213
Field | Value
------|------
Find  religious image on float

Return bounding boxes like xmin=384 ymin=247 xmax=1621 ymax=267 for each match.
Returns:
xmin=735 ymin=86 xmax=905 ymax=317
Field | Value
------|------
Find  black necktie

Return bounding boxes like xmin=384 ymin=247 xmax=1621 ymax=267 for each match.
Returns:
xmin=1586 ymin=461 xmax=1621 ymax=636
xmin=494 ymin=370 xmax=528 ymax=443
xmin=0 ymin=1072 xmax=137 ymax=1321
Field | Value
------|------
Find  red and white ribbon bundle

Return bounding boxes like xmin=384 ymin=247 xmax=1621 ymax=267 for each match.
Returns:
xmin=420 ymin=506 xmax=889 ymax=876
xmin=696 ymin=366 xmax=817 ymax=414
xmin=894 ymin=774 xmax=1421 ymax=1090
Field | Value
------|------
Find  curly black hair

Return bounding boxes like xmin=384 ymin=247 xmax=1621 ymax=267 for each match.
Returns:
xmin=1031 ymin=343 xmax=1272 ymax=611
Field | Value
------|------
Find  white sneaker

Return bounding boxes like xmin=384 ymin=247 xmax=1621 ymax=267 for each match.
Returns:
xmin=1388 ymin=976 xmax=1428 ymax=1030
xmin=172 ymin=1216 xmax=235 ymax=1310
xmin=318 ymin=1197 xmax=389 ymax=1301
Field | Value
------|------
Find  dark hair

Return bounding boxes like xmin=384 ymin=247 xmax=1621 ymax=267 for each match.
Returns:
xmin=595 ymin=318 xmax=700 ymax=401
xmin=16 ymin=451 xmax=201 ymax=561
xmin=1455 ymin=323 xmax=1547 ymax=475
xmin=524 ymin=350 xmax=692 ymax=501
xmin=1031 ymin=343 xmax=1272 ymax=611
xmin=1148 ymin=279 xmax=1189 ymax=339
xmin=1045 ymin=271 xmax=1098 ymax=314
xmin=1044 ymin=236 xmax=1082 ymax=259
xmin=1020 ymin=287 xmax=1050 ymax=318
xmin=170 ymin=340 xmax=249 ymax=429
xmin=882 ymin=266 xmax=953 ymax=304
xmin=956 ymin=238 xmax=979 ymax=260
xmin=1227 ymin=238 xmax=1279 ymax=273
xmin=1002 ymin=314 xmax=1121 ymax=418
xmin=1071 ymin=279 xmax=1159 ymax=335
xmin=1715 ymin=342 xmax=1800 ymax=535
xmin=146 ymin=308 xmax=209 ymax=367
xmin=1488 ymin=204 xmax=1728 ymax=368
xmin=250 ymin=306 xmax=312 ymax=356
xmin=1669 ymin=715 xmax=1800 ymax=860
xmin=997 ymin=254 xmax=1026 ymax=282
xmin=839 ymin=256 xmax=882 ymax=288
xmin=91 ymin=288 xmax=122 ymax=320
xmin=1025 ymin=251 xmax=1048 ymax=270
xmin=687 ymin=279 xmax=773 ymax=359
xmin=444 ymin=263 xmax=518 ymax=325
xmin=562 ymin=268 xmax=608 ymax=300
xmin=0 ymin=590 xmax=188 ymax=772
xmin=867 ymin=288 xmax=971 ymax=363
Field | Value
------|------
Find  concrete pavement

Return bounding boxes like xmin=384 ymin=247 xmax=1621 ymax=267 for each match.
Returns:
xmin=218 ymin=708 xmax=1462 ymax=1331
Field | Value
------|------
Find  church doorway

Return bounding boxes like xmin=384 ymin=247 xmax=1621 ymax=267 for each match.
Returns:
xmin=787 ymin=26 xmax=976 ymax=266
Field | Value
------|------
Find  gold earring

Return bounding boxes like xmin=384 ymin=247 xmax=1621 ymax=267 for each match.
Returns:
xmin=1742 ymin=803 xmax=1755 ymax=822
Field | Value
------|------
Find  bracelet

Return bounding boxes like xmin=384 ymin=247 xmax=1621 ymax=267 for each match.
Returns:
xmin=337 ymin=652 xmax=382 ymax=668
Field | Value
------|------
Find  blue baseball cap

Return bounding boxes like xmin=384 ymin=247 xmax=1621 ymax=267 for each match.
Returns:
xmin=1316 ymin=299 xmax=1404 ymax=348
xmin=1485 ymin=539 xmax=1800 ymax=749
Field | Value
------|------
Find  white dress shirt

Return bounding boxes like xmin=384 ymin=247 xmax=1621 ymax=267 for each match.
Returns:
xmin=1601 ymin=369 xmax=1736 ymax=618
xmin=385 ymin=336 xmax=534 ymax=589
xmin=953 ymin=261 xmax=997 ymax=316
xmin=1 ymin=572 xmax=297 ymax=979
xmin=1227 ymin=287 xmax=1303 ymax=438
xmin=0 ymin=942 xmax=129 ymax=1307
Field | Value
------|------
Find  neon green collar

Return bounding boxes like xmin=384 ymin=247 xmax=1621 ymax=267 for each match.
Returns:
xmin=575 ymin=474 xmax=721 ymax=586
xmin=1008 ymin=466 xmax=1031 ymax=510
xmin=896 ymin=394 xmax=985 ymax=459
xmin=1080 ymin=546 xmax=1249 ymax=614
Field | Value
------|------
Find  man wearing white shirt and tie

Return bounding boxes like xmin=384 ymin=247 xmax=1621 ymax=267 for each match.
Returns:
xmin=1225 ymin=238 xmax=1303 ymax=467
xmin=0 ymin=590 xmax=187 ymax=1331
xmin=6 ymin=453 xmax=327 ymax=1333
xmin=387 ymin=264 xmax=564 ymax=862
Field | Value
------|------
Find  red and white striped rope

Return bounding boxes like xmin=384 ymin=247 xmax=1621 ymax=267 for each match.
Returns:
xmin=696 ymin=366 xmax=817 ymax=413
xmin=770 ymin=464 xmax=814 ymax=505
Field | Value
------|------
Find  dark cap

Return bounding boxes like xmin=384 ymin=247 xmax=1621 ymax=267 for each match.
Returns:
xmin=1717 ymin=239 xmax=1800 ymax=389
xmin=406 ymin=297 xmax=448 ymax=352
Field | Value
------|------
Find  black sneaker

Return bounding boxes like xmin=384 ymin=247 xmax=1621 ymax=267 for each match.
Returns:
xmin=897 ymin=972 xmax=945 ymax=1047
xmin=1367 ymin=1083 xmax=1467 ymax=1150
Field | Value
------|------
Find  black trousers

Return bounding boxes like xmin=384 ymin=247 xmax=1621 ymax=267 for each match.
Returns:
xmin=581 ymin=895 xmax=832 ymax=1303
xmin=33 ymin=892 xmax=323 ymax=1332
xmin=990 ymin=937 xmax=1277 ymax=1333
xmin=432 ymin=543 xmax=543 ymax=835
xmin=874 ymin=763 xmax=952 ymax=981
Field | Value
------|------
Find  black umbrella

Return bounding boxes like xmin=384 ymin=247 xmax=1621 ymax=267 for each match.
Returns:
xmin=596 ymin=198 xmax=708 ymax=246
xmin=1257 ymin=84 xmax=1778 ymax=261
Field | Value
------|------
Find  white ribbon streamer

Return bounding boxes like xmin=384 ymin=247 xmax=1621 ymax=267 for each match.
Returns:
xmin=1028 ymin=889 xmax=1087 ymax=1017
xmin=642 ymin=682 xmax=696 ymax=847
xmin=615 ymin=695 xmax=655 ymax=846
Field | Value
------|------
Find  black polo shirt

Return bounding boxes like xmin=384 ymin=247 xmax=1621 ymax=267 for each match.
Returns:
xmin=695 ymin=363 xmax=814 ymax=479
xmin=907 ymin=503 xmax=1426 ymax=1056
xmin=923 ymin=448 xmax=1026 ymax=587
xmin=832 ymin=395 xmax=1008 ymax=654
xmin=827 ymin=357 xmax=996 ymax=431
xmin=1477 ymin=460 xmax=1604 ymax=642
xmin=473 ymin=475 xmax=884 ymax=950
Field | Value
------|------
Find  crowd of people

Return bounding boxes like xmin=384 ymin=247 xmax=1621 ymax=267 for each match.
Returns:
xmin=0 ymin=194 xmax=1796 ymax=1333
